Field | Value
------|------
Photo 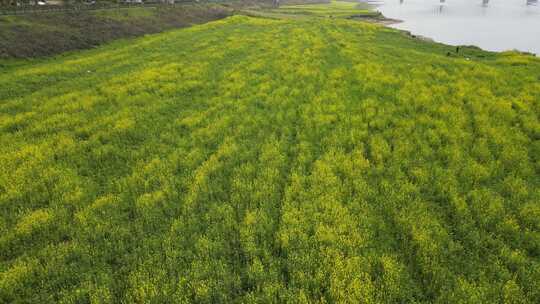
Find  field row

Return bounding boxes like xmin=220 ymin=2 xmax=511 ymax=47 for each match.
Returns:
xmin=1 ymin=14 xmax=539 ymax=303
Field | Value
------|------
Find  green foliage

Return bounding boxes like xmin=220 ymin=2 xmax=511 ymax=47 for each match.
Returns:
xmin=1 ymin=9 xmax=539 ymax=303
xmin=275 ymin=1 xmax=373 ymax=18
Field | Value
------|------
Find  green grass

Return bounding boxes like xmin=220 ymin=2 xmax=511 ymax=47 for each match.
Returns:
xmin=274 ymin=0 xmax=375 ymax=18
xmin=0 ymin=4 xmax=229 ymax=58
xmin=1 ymin=10 xmax=540 ymax=304
xmin=93 ymin=7 xmax=158 ymax=21
xmin=244 ymin=1 xmax=376 ymax=21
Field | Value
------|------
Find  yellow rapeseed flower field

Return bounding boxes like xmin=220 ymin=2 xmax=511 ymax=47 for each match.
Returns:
xmin=1 ymin=7 xmax=539 ymax=303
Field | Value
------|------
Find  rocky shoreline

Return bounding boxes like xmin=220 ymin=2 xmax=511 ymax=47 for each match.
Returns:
xmin=348 ymin=12 xmax=402 ymax=25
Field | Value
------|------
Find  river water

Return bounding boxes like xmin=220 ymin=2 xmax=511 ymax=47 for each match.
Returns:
xmin=370 ymin=0 xmax=540 ymax=54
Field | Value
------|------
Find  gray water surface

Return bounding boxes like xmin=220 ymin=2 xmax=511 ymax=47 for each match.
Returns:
xmin=372 ymin=0 xmax=540 ymax=54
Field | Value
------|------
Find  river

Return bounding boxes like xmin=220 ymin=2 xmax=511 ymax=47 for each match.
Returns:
xmin=370 ymin=0 xmax=540 ymax=54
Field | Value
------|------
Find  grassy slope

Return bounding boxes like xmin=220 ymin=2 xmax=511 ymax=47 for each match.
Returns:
xmin=0 ymin=4 xmax=230 ymax=58
xmin=276 ymin=0 xmax=373 ymax=17
xmin=1 ymin=7 xmax=540 ymax=304
xmin=246 ymin=0 xmax=377 ymax=19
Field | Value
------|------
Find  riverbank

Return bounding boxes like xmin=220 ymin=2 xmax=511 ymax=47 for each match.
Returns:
xmin=259 ymin=1 xmax=538 ymax=57
xmin=374 ymin=0 xmax=540 ymax=55
xmin=0 ymin=3 xmax=247 ymax=59
xmin=348 ymin=12 xmax=402 ymax=25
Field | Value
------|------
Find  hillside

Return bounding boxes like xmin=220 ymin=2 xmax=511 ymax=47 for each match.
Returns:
xmin=1 ymin=4 xmax=539 ymax=303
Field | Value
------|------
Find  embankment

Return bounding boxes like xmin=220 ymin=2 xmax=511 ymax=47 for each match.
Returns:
xmin=0 ymin=4 xmax=230 ymax=58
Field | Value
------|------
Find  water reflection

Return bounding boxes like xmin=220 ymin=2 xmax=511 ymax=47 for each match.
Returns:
xmin=394 ymin=0 xmax=539 ymax=7
xmin=376 ymin=0 xmax=540 ymax=54
xmin=438 ymin=0 xmax=446 ymax=13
